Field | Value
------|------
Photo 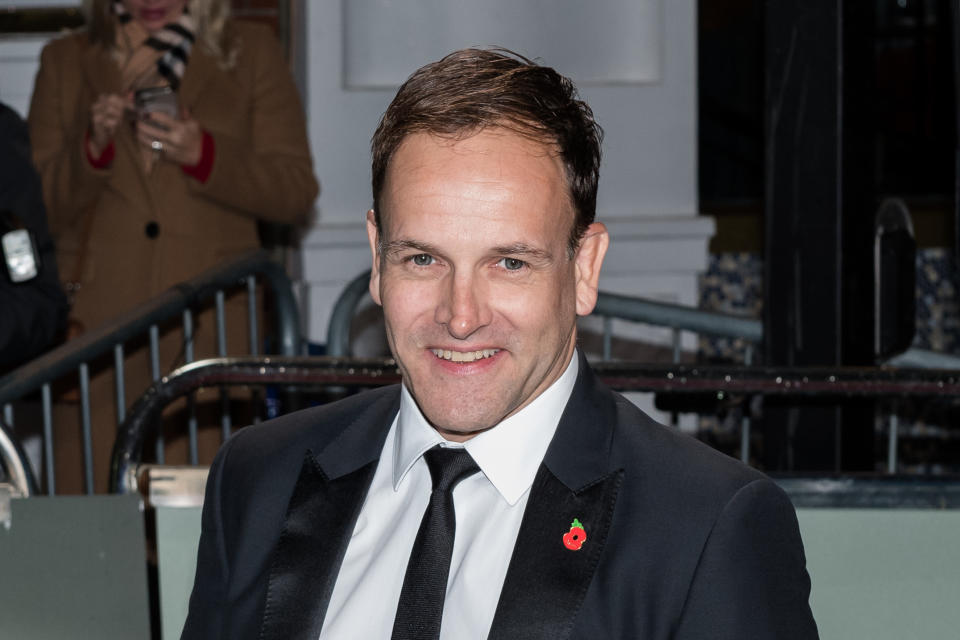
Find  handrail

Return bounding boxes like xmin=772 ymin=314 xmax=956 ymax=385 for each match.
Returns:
xmin=591 ymin=291 xmax=763 ymax=341
xmin=0 ymin=249 xmax=301 ymax=405
xmin=111 ymin=356 xmax=401 ymax=492
xmin=111 ymin=355 xmax=960 ymax=493
xmin=326 ymin=269 xmax=373 ymax=357
xmin=325 ymin=269 xmax=960 ymax=369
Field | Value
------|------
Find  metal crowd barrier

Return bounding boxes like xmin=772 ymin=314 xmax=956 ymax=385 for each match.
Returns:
xmin=0 ymin=250 xmax=301 ymax=495
xmin=110 ymin=356 xmax=960 ymax=494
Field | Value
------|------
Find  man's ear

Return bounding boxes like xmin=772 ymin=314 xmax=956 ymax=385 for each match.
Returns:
xmin=574 ymin=222 xmax=609 ymax=316
xmin=366 ymin=209 xmax=383 ymax=306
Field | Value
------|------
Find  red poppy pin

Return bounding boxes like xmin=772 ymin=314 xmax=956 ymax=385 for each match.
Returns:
xmin=562 ymin=518 xmax=587 ymax=551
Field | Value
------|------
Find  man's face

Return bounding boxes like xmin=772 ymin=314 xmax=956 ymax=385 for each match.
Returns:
xmin=367 ymin=129 xmax=608 ymax=441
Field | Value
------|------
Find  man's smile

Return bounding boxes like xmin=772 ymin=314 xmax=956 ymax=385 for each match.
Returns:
xmin=430 ymin=348 xmax=501 ymax=362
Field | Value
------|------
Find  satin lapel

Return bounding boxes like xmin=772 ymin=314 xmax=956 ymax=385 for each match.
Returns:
xmin=488 ymin=464 xmax=623 ymax=640
xmin=257 ymin=451 xmax=377 ymax=640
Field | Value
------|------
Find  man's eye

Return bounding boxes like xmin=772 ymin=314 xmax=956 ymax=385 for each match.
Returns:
xmin=411 ymin=254 xmax=434 ymax=266
xmin=499 ymin=257 xmax=526 ymax=271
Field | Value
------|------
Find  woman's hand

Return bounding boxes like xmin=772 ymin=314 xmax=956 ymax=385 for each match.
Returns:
xmin=88 ymin=93 xmax=128 ymax=158
xmin=136 ymin=109 xmax=203 ymax=167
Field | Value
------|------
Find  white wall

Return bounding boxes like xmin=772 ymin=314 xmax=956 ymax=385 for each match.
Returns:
xmin=305 ymin=0 xmax=696 ymax=227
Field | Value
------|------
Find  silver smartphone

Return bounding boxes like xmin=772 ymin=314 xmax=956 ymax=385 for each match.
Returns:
xmin=134 ymin=86 xmax=178 ymax=123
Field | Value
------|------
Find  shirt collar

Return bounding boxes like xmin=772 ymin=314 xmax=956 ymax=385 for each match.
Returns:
xmin=393 ymin=351 xmax=579 ymax=505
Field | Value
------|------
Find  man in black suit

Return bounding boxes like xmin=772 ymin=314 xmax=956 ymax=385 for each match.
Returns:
xmin=182 ymin=49 xmax=818 ymax=639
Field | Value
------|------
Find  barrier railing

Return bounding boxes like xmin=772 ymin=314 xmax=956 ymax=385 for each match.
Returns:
xmin=110 ymin=355 xmax=960 ymax=494
xmin=0 ymin=249 xmax=301 ymax=495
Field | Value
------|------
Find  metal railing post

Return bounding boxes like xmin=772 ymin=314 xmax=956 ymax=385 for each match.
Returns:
xmin=603 ymin=317 xmax=613 ymax=361
xmin=79 ymin=363 xmax=94 ymax=494
xmin=247 ymin=275 xmax=259 ymax=356
xmin=114 ymin=344 xmax=126 ymax=425
xmin=149 ymin=324 xmax=163 ymax=464
xmin=215 ymin=290 xmax=232 ymax=441
xmin=887 ymin=409 xmax=899 ymax=475
xmin=41 ymin=383 xmax=53 ymax=495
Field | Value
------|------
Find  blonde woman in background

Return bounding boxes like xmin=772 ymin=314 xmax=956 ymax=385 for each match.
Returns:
xmin=28 ymin=0 xmax=319 ymax=493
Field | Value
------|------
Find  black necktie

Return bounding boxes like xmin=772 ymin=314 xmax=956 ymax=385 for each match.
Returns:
xmin=391 ymin=446 xmax=480 ymax=640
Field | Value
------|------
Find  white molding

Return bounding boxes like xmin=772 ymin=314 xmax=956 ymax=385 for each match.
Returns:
xmin=343 ymin=0 xmax=662 ymax=88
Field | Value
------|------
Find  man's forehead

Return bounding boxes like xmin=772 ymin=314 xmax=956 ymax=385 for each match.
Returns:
xmin=390 ymin=127 xmax=560 ymax=167
xmin=381 ymin=130 xmax=568 ymax=204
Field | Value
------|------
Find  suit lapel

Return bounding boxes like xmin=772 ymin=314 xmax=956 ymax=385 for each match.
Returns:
xmin=488 ymin=465 xmax=623 ymax=640
xmin=489 ymin=354 xmax=624 ymax=640
xmin=258 ymin=387 xmax=400 ymax=640
xmin=258 ymin=452 xmax=377 ymax=640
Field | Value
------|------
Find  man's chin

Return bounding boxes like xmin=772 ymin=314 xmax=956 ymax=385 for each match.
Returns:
xmin=422 ymin=407 xmax=507 ymax=442
xmin=430 ymin=421 xmax=495 ymax=442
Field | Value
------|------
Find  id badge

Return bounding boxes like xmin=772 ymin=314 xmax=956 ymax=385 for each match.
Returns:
xmin=2 ymin=228 xmax=39 ymax=283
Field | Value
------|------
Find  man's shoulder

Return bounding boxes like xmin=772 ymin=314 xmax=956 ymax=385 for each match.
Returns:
xmin=222 ymin=384 xmax=400 ymax=471
xmin=596 ymin=388 xmax=799 ymax=574
xmin=605 ymin=387 xmax=770 ymax=503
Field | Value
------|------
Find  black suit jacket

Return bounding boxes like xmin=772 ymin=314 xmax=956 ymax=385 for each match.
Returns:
xmin=182 ymin=357 xmax=818 ymax=639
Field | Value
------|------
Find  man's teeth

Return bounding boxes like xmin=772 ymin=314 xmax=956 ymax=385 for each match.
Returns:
xmin=431 ymin=348 xmax=500 ymax=362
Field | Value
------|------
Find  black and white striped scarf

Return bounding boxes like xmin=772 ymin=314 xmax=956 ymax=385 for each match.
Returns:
xmin=112 ymin=1 xmax=196 ymax=90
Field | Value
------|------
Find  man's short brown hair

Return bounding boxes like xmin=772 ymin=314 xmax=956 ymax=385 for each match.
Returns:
xmin=370 ymin=48 xmax=603 ymax=253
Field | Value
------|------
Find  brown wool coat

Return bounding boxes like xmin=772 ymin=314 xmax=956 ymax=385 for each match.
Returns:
xmin=28 ymin=21 xmax=318 ymax=492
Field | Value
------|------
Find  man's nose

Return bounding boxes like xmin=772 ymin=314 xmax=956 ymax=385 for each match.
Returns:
xmin=434 ymin=272 xmax=492 ymax=339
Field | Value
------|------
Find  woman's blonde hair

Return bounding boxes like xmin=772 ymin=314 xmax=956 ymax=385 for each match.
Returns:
xmin=83 ymin=0 xmax=238 ymax=68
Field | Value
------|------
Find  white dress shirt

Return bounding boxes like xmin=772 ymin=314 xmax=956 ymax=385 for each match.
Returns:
xmin=318 ymin=353 xmax=579 ymax=639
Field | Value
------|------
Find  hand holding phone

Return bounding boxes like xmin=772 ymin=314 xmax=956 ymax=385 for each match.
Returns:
xmin=136 ymin=104 xmax=204 ymax=167
xmin=134 ymin=86 xmax=179 ymax=128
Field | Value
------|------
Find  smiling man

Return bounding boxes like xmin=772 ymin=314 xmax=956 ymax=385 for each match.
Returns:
xmin=369 ymin=128 xmax=606 ymax=440
xmin=182 ymin=49 xmax=818 ymax=640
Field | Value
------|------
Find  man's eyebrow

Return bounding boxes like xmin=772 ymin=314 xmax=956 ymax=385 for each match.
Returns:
xmin=379 ymin=240 xmax=554 ymax=262
xmin=492 ymin=243 xmax=554 ymax=261
xmin=380 ymin=239 xmax=440 ymax=255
